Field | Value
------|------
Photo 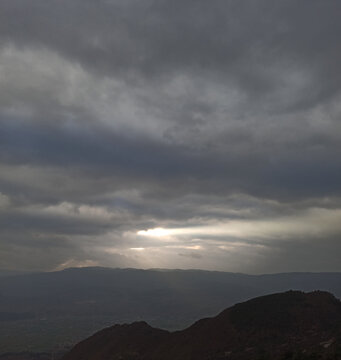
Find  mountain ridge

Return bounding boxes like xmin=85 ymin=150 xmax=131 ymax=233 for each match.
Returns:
xmin=63 ymin=290 xmax=341 ymax=360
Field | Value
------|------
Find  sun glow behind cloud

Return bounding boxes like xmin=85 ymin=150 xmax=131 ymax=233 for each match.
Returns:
xmin=136 ymin=225 xmax=246 ymax=239
xmin=136 ymin=209 xmax=341 ymax=242
xmin=137 ymin=228 xmax=172 ymax=237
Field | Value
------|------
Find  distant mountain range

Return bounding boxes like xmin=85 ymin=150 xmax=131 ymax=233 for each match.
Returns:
xmin=0 ymin=267 xmax=341 ymax=353
xmin=63 ymin=290 xmax=341 ymax=360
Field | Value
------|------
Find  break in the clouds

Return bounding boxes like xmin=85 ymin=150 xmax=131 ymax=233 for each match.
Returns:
xmin=0 ymin=0 xmax=341 ymax=273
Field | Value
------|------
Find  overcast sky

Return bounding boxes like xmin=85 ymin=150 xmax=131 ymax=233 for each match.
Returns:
xmin=1 ymin=0 xmax=341 ymax=273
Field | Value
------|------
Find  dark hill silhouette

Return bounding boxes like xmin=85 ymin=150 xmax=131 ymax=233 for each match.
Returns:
xmin=63 ymin=291 xmax=341 ymax=360
xmin=64 ymin=322 xmax=168 ymax=360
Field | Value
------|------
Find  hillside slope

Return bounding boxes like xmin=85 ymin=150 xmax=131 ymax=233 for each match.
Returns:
xmin=63 ymin=291 xmax=341 ymax=360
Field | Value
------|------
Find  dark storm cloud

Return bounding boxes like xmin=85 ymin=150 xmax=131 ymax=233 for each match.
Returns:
xmin=0 ymin=0 xmax=341 ymax=272
xmin=1 ymin=1 xmax=341 ymax=86
xmin=1 ymin=116 xmax=340 ymax=200
xmin=0 ymin=0 xmax=340 ymax=109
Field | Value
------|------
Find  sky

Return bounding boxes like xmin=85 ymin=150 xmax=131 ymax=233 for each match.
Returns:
xmin=0 ymin=0 xmax=341 ymax=274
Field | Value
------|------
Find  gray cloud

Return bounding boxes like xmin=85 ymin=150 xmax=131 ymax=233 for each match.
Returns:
xmin=0 ymin=0 xmax=341 ymax=272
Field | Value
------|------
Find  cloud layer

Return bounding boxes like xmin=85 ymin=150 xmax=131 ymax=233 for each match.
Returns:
xmin=1 ymin=0 xmax=341 ymax=273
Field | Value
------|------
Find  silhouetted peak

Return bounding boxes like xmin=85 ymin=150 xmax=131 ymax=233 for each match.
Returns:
xmin=63 ymin=291 xmax=341 ymax=360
